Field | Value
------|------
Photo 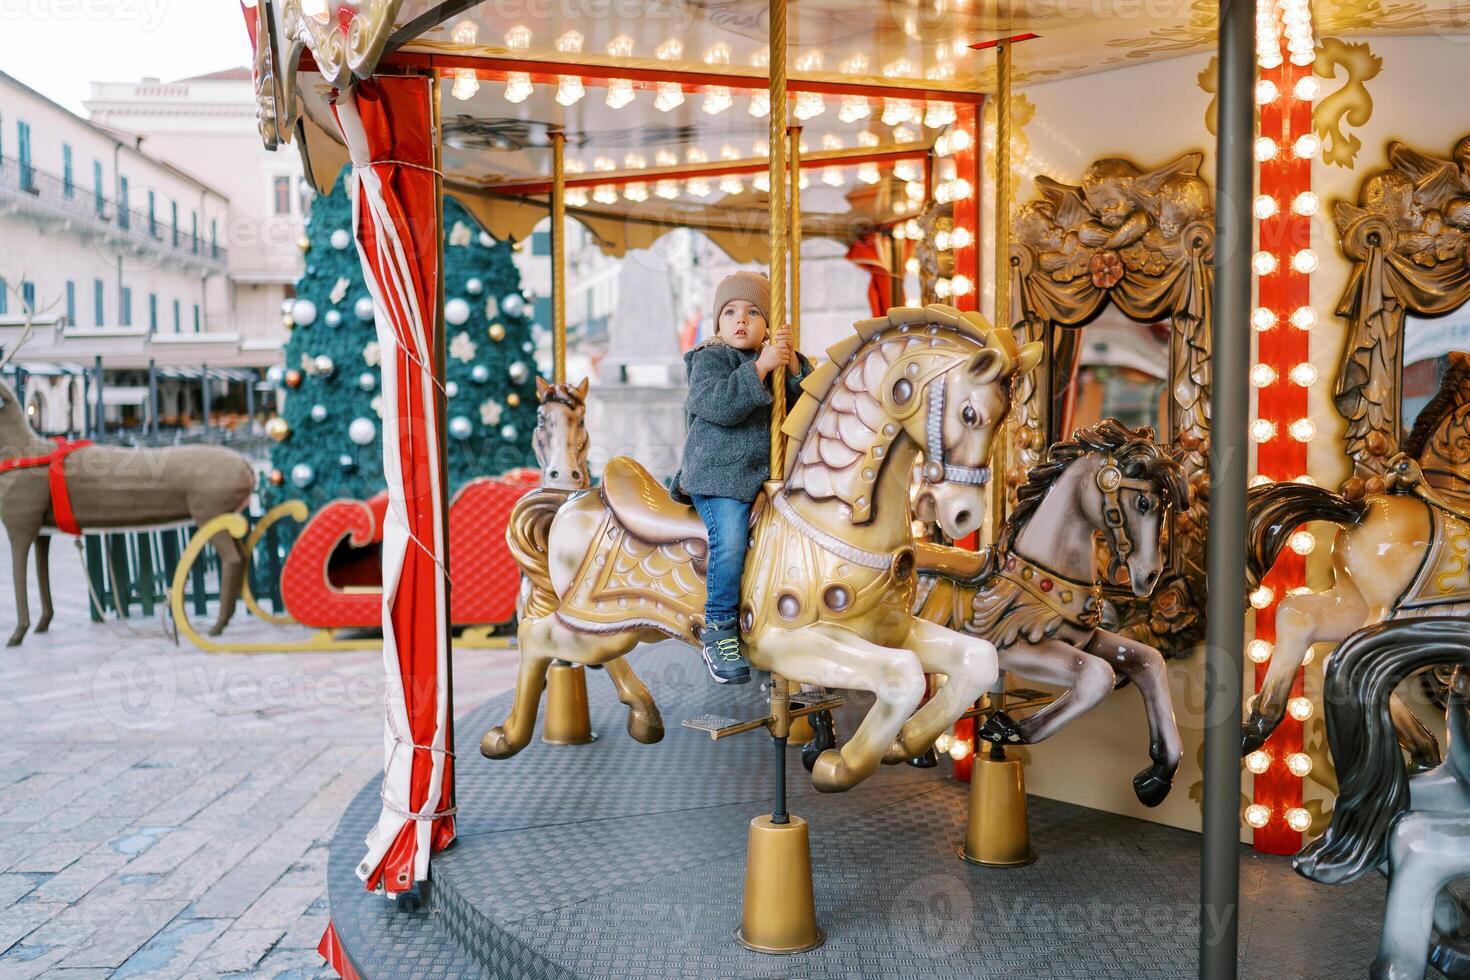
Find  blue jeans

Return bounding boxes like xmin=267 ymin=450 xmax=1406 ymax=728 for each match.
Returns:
xmin=690 ymin=494 xmax=752 ymax=627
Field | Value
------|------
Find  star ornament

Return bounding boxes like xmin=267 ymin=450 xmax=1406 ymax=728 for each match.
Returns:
xmin=480 ymin=398 xmax=503 ymax=426
xmin=450 ymin=331 xmax=479 ymax=363
xmin=448 ymin=221 xmax=473 ymax=247
xmin=362 ymin=341 xmax=381 ymax=366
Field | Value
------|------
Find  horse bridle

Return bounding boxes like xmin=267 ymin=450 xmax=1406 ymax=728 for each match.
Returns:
xmin=1094 ymin=456 xmax=1159 ymax=576
xmin=920 ymin=373 xmax=992 ymax=487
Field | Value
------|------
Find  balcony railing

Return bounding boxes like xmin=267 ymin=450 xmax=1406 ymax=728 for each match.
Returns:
xmin=0 ymin=158 xmax=228 ymax=268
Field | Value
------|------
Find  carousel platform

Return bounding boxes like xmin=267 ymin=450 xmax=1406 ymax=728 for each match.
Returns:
xmin=325 ymin=642 xmax=1394 ymax=980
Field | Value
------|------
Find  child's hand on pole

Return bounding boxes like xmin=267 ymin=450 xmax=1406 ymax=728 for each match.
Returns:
xmin=772 ymin=323 xmax=800 ymax=372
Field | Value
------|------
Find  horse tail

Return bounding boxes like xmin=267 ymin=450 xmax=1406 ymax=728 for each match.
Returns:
xmin=1295 ymin=618 xmax=1470 ymax=885
xmin=507 ymin=488 xmax=568 ymax=622
xmin=1245 ymin=482 xmax=1366 ymax=589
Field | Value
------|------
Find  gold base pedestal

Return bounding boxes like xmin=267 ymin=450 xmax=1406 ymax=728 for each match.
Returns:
xmin=959 ymin=753 xmax=1034 ymax=867
xmin=788 ymin=714 xmax=815 ymax=744
xmin=736 ymin=814 xmax=825 ymax=954
xmin=541 ymin=663 xmax=597 ymax=745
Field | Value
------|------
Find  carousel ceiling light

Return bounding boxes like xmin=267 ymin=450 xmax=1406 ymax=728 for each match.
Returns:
xmin=1293 ymin=133 xmax=1322 ymax=159
xmin=1294 ymin=75 xmax=1321 ymax=101
xmin=1289 ymin=362 xmax=1318 ymax=387
xmin=1254 ymin=137 xmax=1279 ymax=162
xmin=1289 ymin=305 xmax=1317 ymax=330
xmin=624 ymin=153 xmax=647 ymax=169
xmin=720 ymin=175 xmax=745 ymax=194
xmin=1293 ymin=474 xmax=1317 ymax=485
xmin=686 ymin=147 xmax=708 ymax=164
xmin=703 ymin=42 xmax=731 ymax=64
xmin=1250 ymin=418 xmax=1278 ymax=444
xmin=623 ymin=182 xmax=648 ymax=202
xmin=505 ymin=25 xmax=532 ymax=49
xmin=656 ymin=39 xmax=684 ymax=60
xmin=565 ymin=188 xmax=589 ymax=207
xmin=933 ymin=182 xmax=953 ymax=203
xmin=934 ymin=277 xmax=953 ymax=298
xmin=822 ymin=166 xmax=845 ymax=187
xmin=655 ymin=179 xmax=680 ymax=199
xmin=893 ymin=125 xmax=920 ymax=144
xmin=1251 ymin=307 xmax=1278 ymax=331
xmin=799 ymin=172 xmax=810 ymax=190
xmin=593 ymin=156 xmax=615 ymax=171
xmin=1287 ymin=753 xmax=1313 ymax=777
xmin=748 ymin=90 xmax=771 ymax=118
xmin=452 ymin=19 xmax=478 ymax=44
xmin=565 ymin=159 xmax=586 ymax=174
xmin=1253 ymin=195 xmax=1279 ymax=219
xmin=938 ymin=158 xmax=957 ymax=181
xmin=1244 ymin=804 xmax=1272 ymax=829
xmin=839 ymin=95 xmax=872 ymax=122
xmin=794 ymin=92 xmax=826 ymax=120
xmin=882 ymin=99 xmax=917 ymax=126
xmin=950 ymin=227 xmax=972 ymax=249
xmin=555 ymin=76 xmax=584 ymax=106
xmin=1245 ymin=750 xmax=1272 ymax=774
xmin=1252 ymin=251 xmax=1279 ymax=276
xmin=1287 ymin=696 xmax=1314 ymax=721
xmin=1250 ymin=364 xmax=1278 ymax=387
xmin=605 ymin=79 xmax=635 ymax=109
xmin=796 ymin=50 xmax=825 ymax=71
xmin=1285 ymin=807 xmax=1312 ymax=832
xmin=841 ymin=53 xmax=870 ymax=74
xmin=702 ymin=87 xmax=733 ymax=115
xmin=934 ymin=134 xmax=953 ymax=157
xmin=1250 ymin=583 xmax=1276 ymax=608
xmin=905 ymin=256 xmax=922 ymax=275
xmin=926 ymin=64 xmax=958 ymax=82
xmin=883 ymin=58 xmax=916 ymax=78
xmin=504 ymin=73 xmax=534 ymax=104
xmin=822 ymin=134 xmax=845 ymax=151
xmin=1291 ymin=248 xmax=1319 ymax=273
xmin=656 ymin=150 xmax=678 ymax=167
xmin=753 ymin=139 xmax=769 ymax=157
xmin=924 ymin=102 xmax=957 ymax=128
xmin=719 ymin=144 xmax=739 ymax=161
xmin=655 ymin=82 xmax=685 ymax=112
xmin=904 ymin=219 xmax=923 ymax=238
xmin=1291 ymin=191 xmax=1320 ymax=216
xmin=1289 ymin=530 xmax=1316 ymax=555
xmin=754 ymin=172 xmax=771 ymax=192
xmin=892 ymin=223 xmax=908 ymax=241
xmin=934 ymin=732 xmax=954 ymax=754
xmin=857 ymin=130 xmax=880 ymax=148
xmin=1247 ymin=638 xmax=1273 ymax=663
xmin=749 ymin=46 xmax=770 ymax=68
xmin=1289 ymin=417 xmax=1316 ymax=442
xmin=947 ymin=738 xmax=970 ymax=760
xmin=857 ymin=163 xmax=881 ymax=184
xmin=950 ymin=178 xmax=972 ymax=200
xmin=894 ymin=160 xmax=919 ymax=182
xmin=934 ymin=230 xmax=952 ymax=251
xmin=1256 ymin=0 xmax=1283 ymax=69
xmin=951 ymin=274 xmax=973 ymax=296
xmin=555 ymin=31 xmax=583 ymax=53
xmin=592 ymin=184 xmax=618 ymax=204
xmin=1254 ymin=79 xmax=1279 ymax=105
xmin=451 ymin=70 xmax=480 ymax=100
xmin=607 ymin=35 xmax=634 ymax=57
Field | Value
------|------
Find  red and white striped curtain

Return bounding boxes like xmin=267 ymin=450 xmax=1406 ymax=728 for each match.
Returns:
xmin=332 ymin=76 xmax=454 ymax=894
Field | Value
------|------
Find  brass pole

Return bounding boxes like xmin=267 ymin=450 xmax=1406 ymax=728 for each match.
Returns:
xmin=767 ymin=0 xmax=788 ymax=480
xmin=987 ymin=40 xmax=1012 ymax=546
xmin=550 ymin=130 xmax=567 ymax=385
xmin=788 ymin=126 xmax=802 ymax=356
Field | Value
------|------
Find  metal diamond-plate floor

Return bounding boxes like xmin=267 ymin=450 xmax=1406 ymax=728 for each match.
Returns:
xmin=326 ymin=641 xmax=1399 ymax=979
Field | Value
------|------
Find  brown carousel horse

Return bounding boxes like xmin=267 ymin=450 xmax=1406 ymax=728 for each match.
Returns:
xmin=484 ymin=305 xmax=1042 ymax=792
xmin=1241 ymin=351 xmax=1470 ymax=758
xmin=917 ymin=420 xmax=1190 ymax=805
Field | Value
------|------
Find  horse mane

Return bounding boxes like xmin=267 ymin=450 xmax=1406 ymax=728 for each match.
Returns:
xmin=1403 ymin=351 xmax=1470 ymax=460
xmin=1002 ymin=418 xmax=1188 ymax=553
xmin=1295 ymin=618 xmax=1470 ymax=885
xmin=782 ymin=304 xmax=1019 ymax=506
xmin=539 ymin=382 xmax=586 ymax=412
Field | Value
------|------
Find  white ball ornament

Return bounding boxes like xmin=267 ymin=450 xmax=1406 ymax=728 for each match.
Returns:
xmin=310 ymin=403 xmax=328 ymax=423
xmin=348 ymin=417 xmax=377 ymax=446
xmin=508 ymin=361 xmax=529 ymax=384
xmin=290 ymin=463 xmax=315 ymax=488
xmin=501 ymin=293 xmax=525 ymax=317
xmin=465 ymin=277 xmax=483 ymax=296
xmin=445 ymin=381 xmax=459 ymax=399
xmin=313 ymin=355 xmax=335 ymax=377
xmin=338 ymin=453 xmax=357 ymax=473
xmin=358 ymin=371 xmax=377 ymax=392
xmin=449 ymin=415 xmax=473 ymax=440
xmin=445 ymin=297 xmax=471 ymax=326
xmin=355 ymin=297 xmax=375 ymax=321
xmin=500 ymin=424 xmax=518 ymax=441
xmin=471 ymin=364 xmax=490 ymax=384
xmin=266 ymin=365 xmax=285 ymax=386
xmin=330 ymin=228 xmax=352 ymax=250
xmin=324 ymin=310 xmax=342 ymax=327
xmin=478 ymin=231 xmax=493 ymax=247
xmin=290 ymin=299 xmax=318 ymax=326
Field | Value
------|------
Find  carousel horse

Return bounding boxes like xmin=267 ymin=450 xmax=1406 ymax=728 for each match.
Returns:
xmin=1294 ymin=617 xmax=1470 ymax=980
xmin=1240 ymin=352 xmax=1470 ymax=757
xmin=916 ymin=420 xmax=1190 ymax=806
xmin=484 ymin=305 xmax=1042 ymax=792
xmin=532 ymin=376 xmax=590 ymax=492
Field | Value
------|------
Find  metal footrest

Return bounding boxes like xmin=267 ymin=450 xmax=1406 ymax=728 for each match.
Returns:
xmin=682 ymin=713 xmax=771 ymax=740
xmin=789 ymin=691 xmax=842 ymax=715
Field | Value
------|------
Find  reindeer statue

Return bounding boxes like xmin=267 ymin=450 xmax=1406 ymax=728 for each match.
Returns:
xmin=0 ymin=285 xmax=256 ymax=644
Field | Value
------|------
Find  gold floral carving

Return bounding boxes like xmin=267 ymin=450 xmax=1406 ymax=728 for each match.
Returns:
xmin=1313 ymin=38 xmax=1382 ymax=170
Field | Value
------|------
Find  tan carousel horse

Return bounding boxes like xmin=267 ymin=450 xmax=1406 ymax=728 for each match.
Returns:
xmin=532 ymin=376 xmax=591 ymax=492
xmin=1241 ymin=352 xmax=1470 ymax=758
xmin=916 ymin=420 xmax=1190 ymax=805
xmin=483 ymin=305 xmax=1042 ymax=792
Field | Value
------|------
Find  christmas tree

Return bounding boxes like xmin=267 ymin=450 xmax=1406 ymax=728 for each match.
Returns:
xmin=265 ymin=167 xmax=539 ymax=512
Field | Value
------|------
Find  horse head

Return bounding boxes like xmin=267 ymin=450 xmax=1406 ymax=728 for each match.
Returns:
xmin=533 ymin=376 xmax=590 ymax=491
xmin=1075 ymin=421 xmax=1188 ymax=597
xmin=0 ymin=377 xmax=43 ymax=457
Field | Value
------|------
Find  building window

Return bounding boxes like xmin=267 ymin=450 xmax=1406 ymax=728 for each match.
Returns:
xmin=210 ymin=218 xmax=218 ymax=258
xmin=148 ymin=191 xmax=157 ymax=237
xmin=93 ymin=279 xmax=104 ymax=326
xmin=93 ymin=161 xmax=104 ymax=216
xmin=119 ymin=286 xmax=132 ymax=327
xmin=65 ymin=281 xmax=75 ymax=325
xmin=17 ymin=121 xmax=33 ymax=193
xmin=171 ymin=200 xmax=178 ymax=246
xmin=531 ymin=230 xmax=551 ymax=256
xmin=192 ymin=304 xmax=201 ymax=333
xmin=273 ymin=176 xmax=291 ymax=215
xmin=148 ymin=293 xmax=157 ymax=332
xmin=118 ymin=176 xmax=130 ymax=230
xmin=172 ymin=298 xmax=181 ymax=333
xmin=21 ymin=281 xmax=34 ymax=312
xmin=191 ymin=211 xmax=198 ymax=253
xmin=0 ymin=277 xmax=7 ymax=315
xmin=62 ymin=145 xmax=73 ymax=197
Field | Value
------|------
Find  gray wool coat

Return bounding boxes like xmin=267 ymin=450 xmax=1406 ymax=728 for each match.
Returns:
xmin=673 ymin=338 xmax=813 ymax=504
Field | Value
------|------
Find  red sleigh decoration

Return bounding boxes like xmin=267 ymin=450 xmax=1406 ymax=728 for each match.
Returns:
xmin=280 ymin=471 xmax=541 ymax=629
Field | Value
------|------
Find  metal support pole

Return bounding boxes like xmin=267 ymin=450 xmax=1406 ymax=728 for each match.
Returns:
xmin=148 ymin=359 xmax=159 ymax=440
xmin=770 ymin=675 xmax=791 ymax=824
xmin=1201 ymin=0 xmax=1253 ymax=975
xmin=245 ymin=369 xmax=256 ymax=435
xmin=988 ymin=39 xmax=1012 ymax=544
xmin=201 ymin=363 xmax=211 ymax=432
xmin=94 ymin=355 xmax=104 ymax=438
xmin=766 ymin=0 xmax=788 ymax=480
xmin=550 ymin=129 xmax=567 ymax=385
xmin=788 ymin=125 xmax=801 ymax=355
xmin=15 ymin=367 xmax=26 ymax=425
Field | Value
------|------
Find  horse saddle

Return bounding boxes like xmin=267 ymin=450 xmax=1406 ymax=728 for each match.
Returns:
xmin=600 ymin=457 xmax=709 ymax=546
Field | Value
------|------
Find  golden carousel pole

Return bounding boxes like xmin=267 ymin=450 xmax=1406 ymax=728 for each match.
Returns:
xmin=540 ymin=128 xmax=597 ymax=746
xmin=961 ymin=37 xmax=1033 ymax=869
xmin=738 ymin=0 xmax=823 ymax=954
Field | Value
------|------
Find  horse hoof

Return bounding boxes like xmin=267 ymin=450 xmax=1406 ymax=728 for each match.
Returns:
xmin=626 ymin=711 xmax=664 ymax=745
xmin=881 ymin=736 xmax=911 ymax=765
xmin=1132 ymin=766 xmax=1174 ymax=808
xmin=978 ymin=710 xmax=1026 ymax=745
xmin=6 ymin=629 xmax=25 ymax=647
xmin=1240 ymin=714 xmax=1271 ymax=756
xmin=479 ymin=727 xmax=521 ymax=759
xmin=811 ymin=750 xmax=856 ymax=793
xmin=906 ymin=747 xmax=940 ymax=769
xmin=35 ymin=620 xmax=50 ymax=634
xmin=207 ymin=624 xmax=226 ymax=637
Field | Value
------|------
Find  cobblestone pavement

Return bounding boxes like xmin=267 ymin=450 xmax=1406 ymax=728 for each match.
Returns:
xmin=0 ymin=538 xmax=517 ymax=978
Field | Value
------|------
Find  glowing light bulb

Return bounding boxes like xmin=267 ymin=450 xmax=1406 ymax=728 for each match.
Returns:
xmin=839 ymin=95 xmax=871 ymax=122
xmin=1288 ymin=697 xmax=1314 ymax=721
xmin=923 ymin=101 xmax=957 ymax=128
xmin=1247 ymin=639 xmax=1273 ymax=663
xmin=701 ymin=87 xmax=732 ymax=115
xmin=841 ymin=53 xmax=869 ymax=74
xmin=655 ymin=150 xmax=677 ymax=167
xmin=703 ymin=42 xmax=730 ymax=64
xmin=904 ymin=256 xmax=921 ymax=276
xmin=1292 ymin=191 xmax=1320 ymax=216
xmin=1251 ymin=307 xmax=1279 ymax=331
xmin=654 ymin=82 xmax=685 ymax=112
xmin=719 ymin=175 xmax=745 ymax=195
xmin=503 ymin=72 xmax=533 ymax=104
xmin=592 ymin=184 xmax=617 ymax=205
xmin=1253 ymin=195 xmax=1279 ymax=219
xmin=656 ymin=38 xmax=683 ymax=60
xmin=1289 ymin=362 xmax=1318 ymax=387
xmin=822 ymin=166 xmax=845 ymax=187
xmin=949 ymin=128 xmax=972 ymax=153
xmin=882 ymin=98 xmax=916 ymax=126
xmin=1245 ymin=804 xmax=1271 ymax=828
xmin=1294 ymin=76 xmax=1321 ymax=100
xmin=1252 ymin=251 xmax=1278 ymax=276
xmin=1249 ymin=474 xmax=1272 ymax=488
xmin=685 ymin=178 xmax=711 ymax=198
xmin=1245 ymin=750 xmax=1272 ymax=774
xmin=1287 ymin=753 xmax=1313 ymax=777
xmin=793 ymin=91 xmax=826 ymax=120
xmin=1250 ymin=419 xmax=1278 ymax=444
xmin=906 ymin=180 xmax=926 ymax=202
xmin=1294 ymin=133 xmax=1322 ymax=159
xmin=686 ymin=147 xmax=708 ymax=164
xmin=654 ymin=180 xmax=679 ymax=200
xmin=904 ymin=219 xmax=922 ymax=239
xmin=1255 ymin=80 xmax=1279 ymax=105
xmin=1289 ymin=417 xmax=1316 ymax=442
xmin=934 ymin=230 xmax=952 ymax=251
xmin=1255 ymin=137 xmax=1279 ymax=162
xmin=1286 ymin=807 xmax=1312 ymax=832
xmin=935 ymin=278 xmax=953 ymax=299
xmin=555 ymin=30 xmax=583 ymax=53
xmin=1289 ymin=530 xmax=1315 ymax=555
xmin=606 ymin=79 xmax=635 ymax=109
xmin=857 ymin=163 xmax=881 ymax=185
xmin=451 ymin=70 xmax=480 ymax=100
xmin=504 ymin=24 xmax=531 ymax=49
xmin=950 ymin=178 xmax=973 ymax=201
xmin=1290 ymin=306 xmax=1317 ymax=330
xmin=753 ymin=173 xmax=770 ymax=193
xmin=1291 ymin=249 xmax=1319 ymax=274
xmin=1250 ymin=584 xmax=1275 ymax=608
xmin=623 ymin=182 xmax=648 ymax=203
xmin=1250 ymin=364 xmax=1278 ymax=388
xmin=1293 ymin=474 xmax=1317 ymax=486
xmin=951 ymin=274 xmax=973 ymax=297
xmin=950 ymin=227 xmax=973 ymax=249
xmin=893 ymin=160 xmax=919 ymax=183
xmin=564 ymin=188 xmax=589 ymax=207
xmin=748 ymin=90 xmax=770 ymax=118
xmin=948 ymin=738 xmax=970 ymax=760
xmin=555 ymin=76 xmax=584 ymax=106
xmin=934 ymin=732 xmax=953 ymax=754
xmin=857 ymin=131 xmax=880 ymax=148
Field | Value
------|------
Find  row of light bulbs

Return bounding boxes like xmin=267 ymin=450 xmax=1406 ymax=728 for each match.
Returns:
xmin=1245 ymin=804 xmax=1313 ymax=832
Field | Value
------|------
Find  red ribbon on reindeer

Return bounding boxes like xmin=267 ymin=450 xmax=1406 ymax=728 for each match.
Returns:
xmin=0 ymin=438 xmax=93 ymax=535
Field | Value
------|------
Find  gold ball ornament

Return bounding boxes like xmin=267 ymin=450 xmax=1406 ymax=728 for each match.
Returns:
xmin=284 ymin=369 xmax=303 ymax=389
xmin=269 ymin=468 xmax=285 ymax=486
xmin=488 ymin=322 xmax=506 ymax=342
xmin=298 ymin=236 xmax=311 ymax=252
xmin=506 ymin=392 xmax=520 ymax=407
xmin=265 ymin=417 xmax=292 ymax=442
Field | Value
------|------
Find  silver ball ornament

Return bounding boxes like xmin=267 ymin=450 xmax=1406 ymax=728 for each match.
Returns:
xmin=445 ymin=381 xmax=459 ymax=399
xmin=338 ymin=453 xmax=357 ymax=473
xmin=290 ymin=463 xmax=315 ymax=488
xmin=501 ymin=293 xmax=525 ymax=317
xmin=290 ymin=299 xmax=318 ymax=326
xmin=310 ymin=403 xmax=328 ymax=423
xmin=465 ymin=277 xmax=483 ymax=295
xmin=348 ymin=417 xmax=377 ymax=446
xmin=313 ymin=355 xmax=335 ymax=377
xmin=358 ymin=371 xmax=377 ymax=392
xmin=354 ymin=297 xmax=375 ymax=321
xmin=500 ymin=423 xmax=518 ymax=441
xmin=445 ymin=297 xmax=470 ymax=326
xmin=449 ymin=415 xmax=473 ymax=440
xmin=470 ymin=364 xmax=490 ymax=384
xmin=324 ymin=309 xmax=342 ymax=327
xmin=508 ymin=361 xmax=529 ymax=384
xmin=330 ymin=228 xmax=352 ymax=250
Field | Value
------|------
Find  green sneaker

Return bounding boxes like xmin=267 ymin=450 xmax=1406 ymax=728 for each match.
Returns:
xmin=700 ymin=618 xmax=751 ymax=685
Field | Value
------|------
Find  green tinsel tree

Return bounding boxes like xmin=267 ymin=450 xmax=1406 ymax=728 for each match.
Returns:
xmin=266 ymin=167 xmax=539 ymax=512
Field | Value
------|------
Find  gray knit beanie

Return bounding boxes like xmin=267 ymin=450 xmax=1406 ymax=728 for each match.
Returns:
xmin=713 ymin=271 xmax=770 ymax=329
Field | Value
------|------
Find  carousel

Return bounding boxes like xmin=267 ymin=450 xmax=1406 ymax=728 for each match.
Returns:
xmin=199 ymin=0 xmax=1470 ymax=976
